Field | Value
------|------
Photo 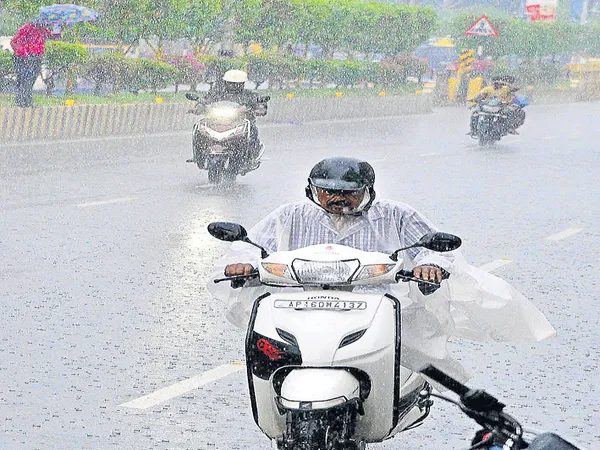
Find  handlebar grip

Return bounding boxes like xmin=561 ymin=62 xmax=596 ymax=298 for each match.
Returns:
xmin=214 ymin=271 xmax=258 ymax=284
xmin=420 ymin=365 xmax=470 ymax=396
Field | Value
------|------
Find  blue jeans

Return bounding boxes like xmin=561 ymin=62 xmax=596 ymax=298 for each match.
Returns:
xmin=14 ymin=55 xmax=42 ymax=107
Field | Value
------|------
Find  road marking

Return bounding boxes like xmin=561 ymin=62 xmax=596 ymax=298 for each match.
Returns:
xmin=75 ymin=197 xmax=137 ymax=207
xmin=546 ymin=227 xmax=584 ymax=241
xmin=119 ymin=363 xmax=245 ymax=410
xmin=478 ymin=258 xmax=513 ymax=272
xmin=417 ymin=152 xmax=441 ymax=157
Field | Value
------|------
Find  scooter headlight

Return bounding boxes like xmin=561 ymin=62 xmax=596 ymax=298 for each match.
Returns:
xmin=482 ymin=105 xmax=502 ymax=113
xmin=353 ymin=264 xmax=395 ymax=281
xmin=207 ymin=106 xmax=238 ymax=119
xmin=291 ymin=259 xmax=360 ymax=284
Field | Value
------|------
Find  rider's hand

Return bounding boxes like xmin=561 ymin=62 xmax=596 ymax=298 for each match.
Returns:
xmin=413 ymin=265 xmax=443 ymax=283
xmin=225 ymin=263 xmax=255 ymax=276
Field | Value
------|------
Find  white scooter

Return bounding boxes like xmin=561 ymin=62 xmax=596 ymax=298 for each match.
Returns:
xmin=208 ymin=222 xmax=462 ymax=450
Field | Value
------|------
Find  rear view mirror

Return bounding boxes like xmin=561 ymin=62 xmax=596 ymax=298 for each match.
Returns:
xmin=390 ymin=232 xmax=461 ymax=261
xmin=208 ymin=222 xmax=248 ymax=242
xmin=186 ymin=93 xmax=199 ymax=101
xmin=208 ymin=222 xmax=270 ymax=258
xmin=416 ymin=232 xmax=462 ymax=252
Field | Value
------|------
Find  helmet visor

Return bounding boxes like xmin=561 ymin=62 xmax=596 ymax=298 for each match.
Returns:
xmin=311 ymin=185 xmax=370 ymax=215
xmin=310 ymin=177 xmax=364 ymax=191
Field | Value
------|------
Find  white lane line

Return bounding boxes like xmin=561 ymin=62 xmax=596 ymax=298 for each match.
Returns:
xmin=119 ymin=363 xmax=245 ymax=410
xmin=417 ymin=152 xmax=442 ymax=157
xmin=75 ymin=197 xmax=138 ymax=207
xmin=546 ymin=227 xmax=584 ymax=241
xmin=478 ymin=258 xmax=513 ymax=272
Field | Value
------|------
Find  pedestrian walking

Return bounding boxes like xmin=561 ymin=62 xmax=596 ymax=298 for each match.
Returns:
xmin=10 ymin=20 xmax=61 ymax=107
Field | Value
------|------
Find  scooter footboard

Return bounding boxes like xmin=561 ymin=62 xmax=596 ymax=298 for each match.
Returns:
xmin=278 ymin=368 xmax=360 ymax=411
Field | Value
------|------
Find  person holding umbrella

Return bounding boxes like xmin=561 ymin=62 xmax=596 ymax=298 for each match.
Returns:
xmin=10 ymin=19 xmax=61 ymax=107
xmin=10 ymin=4 xmax=99 ymax=107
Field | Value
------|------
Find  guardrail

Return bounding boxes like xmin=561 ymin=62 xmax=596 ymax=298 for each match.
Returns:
xmin=0 ymin=94 xmax=433 ymax=143
xmin=0 ymin=103 xmax=184 ymax=142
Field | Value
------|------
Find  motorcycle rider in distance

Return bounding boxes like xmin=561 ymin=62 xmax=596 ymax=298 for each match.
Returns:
xmin=190 ymin=69 xmax=267 ymax=165
xmin=468 ymin=75 xmax=525 ymax=136
xmin=210 ymin=157 xmax=555 ymax=381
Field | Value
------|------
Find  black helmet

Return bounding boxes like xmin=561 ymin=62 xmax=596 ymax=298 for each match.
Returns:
xmin=305 ymin=157 xmax=376 ymax=214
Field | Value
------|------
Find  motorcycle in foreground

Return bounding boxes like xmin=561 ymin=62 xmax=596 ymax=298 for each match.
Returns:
xmin=419 ymin=365 xmax=586 ymax=450
xmin=470 ymin=96 xmax=527 ymax=146
xmin=208 ymin=221 xmax=462 ymax=449
xmin=185 ymin=93 xmax=269 ymax=184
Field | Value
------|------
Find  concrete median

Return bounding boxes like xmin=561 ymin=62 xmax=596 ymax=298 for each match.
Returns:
xmin=0 ymin=94 xmax=433 ymax=143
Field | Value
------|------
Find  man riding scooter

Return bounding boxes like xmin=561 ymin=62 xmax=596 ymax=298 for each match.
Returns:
xmin=188 ymin=69 xmax=268 ymax=166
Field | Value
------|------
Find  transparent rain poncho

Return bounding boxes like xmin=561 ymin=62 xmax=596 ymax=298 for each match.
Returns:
xmin=208 ymin=199 xmax=556 ymax=382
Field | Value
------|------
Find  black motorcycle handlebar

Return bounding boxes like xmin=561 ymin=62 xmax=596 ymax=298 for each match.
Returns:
xmin=214 ymin=271 xmax=259 ymax=284
xmin=421 ymin=365 xmax=470 ymax=396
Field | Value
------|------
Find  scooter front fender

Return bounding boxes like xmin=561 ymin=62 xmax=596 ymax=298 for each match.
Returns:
xmin=278 ymin=368 xmax=360 ymax=411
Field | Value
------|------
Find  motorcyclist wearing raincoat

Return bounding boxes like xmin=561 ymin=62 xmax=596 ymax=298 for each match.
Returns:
xmin=208 ymin=157 xmax=555 ymax=382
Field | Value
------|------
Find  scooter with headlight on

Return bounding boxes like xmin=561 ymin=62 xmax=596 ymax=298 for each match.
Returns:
xmin=185 ymin=94 xmax=268 ymax=184
xmin=208 ymin=221 xmax=462 ymax=450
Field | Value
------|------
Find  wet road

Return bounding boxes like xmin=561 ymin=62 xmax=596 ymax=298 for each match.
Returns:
xmin=1 ymin=102 xmax=599 ymax=449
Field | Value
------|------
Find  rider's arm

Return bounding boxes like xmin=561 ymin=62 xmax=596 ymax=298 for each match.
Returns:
xmin=400 ymin=207 xmax=455 ymax=295
xmin=473 ymin=86 xmax=493 ymax=102
xmin=396 ymin=205 xmax=455 ymax=275
xmin=222 ymin=204 xmax=293 ymax=277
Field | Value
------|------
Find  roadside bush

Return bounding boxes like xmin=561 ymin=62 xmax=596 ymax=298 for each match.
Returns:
xmin=246 ymin=53 xmax=284 ymax=88
xmin=44 ymin=41 xmax=89 ymax=96
xmin=296 ymin=59 xmax=327 ymax=87
xmin=322 ymin=60 xmax=371 ymax=88
xmin=0 ymin=50 xmax=14 ymax=91
xmin=82 ymin=52 xmax=129 ymax=95
xmin=122 ymin=59 xmax=177 ymax=94
xmin=377 ymin=54 xmax=428 ymax=85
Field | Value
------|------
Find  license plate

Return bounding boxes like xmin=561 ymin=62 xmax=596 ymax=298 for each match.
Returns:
xmin=274 ymin=300 xmax=367 ymax=311
xmin=207 ymin=145 xmax=227 ymax=154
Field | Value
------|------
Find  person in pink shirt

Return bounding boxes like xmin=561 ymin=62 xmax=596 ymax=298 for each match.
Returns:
xmin=10 ymin=20 xmax=61 ymax=107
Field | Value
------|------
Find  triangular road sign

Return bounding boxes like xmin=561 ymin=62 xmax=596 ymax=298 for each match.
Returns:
xmin=465 ymin=15 xmax=499 ymax=37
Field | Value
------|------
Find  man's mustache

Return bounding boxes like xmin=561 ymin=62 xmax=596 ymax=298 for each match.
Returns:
xmin=327 ymin=200 xmax=352 ymax=208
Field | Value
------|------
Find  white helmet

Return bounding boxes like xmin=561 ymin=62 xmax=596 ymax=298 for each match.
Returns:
xmin=223 ymin=69 xmax=248 ymax=83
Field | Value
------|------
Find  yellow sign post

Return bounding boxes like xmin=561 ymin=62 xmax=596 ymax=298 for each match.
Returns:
xmin=454 ymin=49 xmax=476 ymax=103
